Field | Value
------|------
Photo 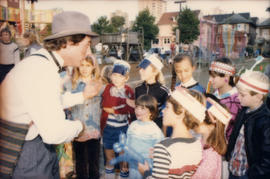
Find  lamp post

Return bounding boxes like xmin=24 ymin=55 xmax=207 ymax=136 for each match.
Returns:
xmin=26 ymin=0 xmax=38 ymax=29
xmin=174 ymin=0 xmax=186 ymax=12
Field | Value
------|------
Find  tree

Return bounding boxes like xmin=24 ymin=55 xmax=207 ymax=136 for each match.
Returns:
xmin=132 ymin=9 xmax=159 ymax=50
xmin=176 ymin=7 xmax=200 ymax=44
xmin=92 ymin=16 xmax=113 ymax=35
xmin=111 ymin=15 xmax=125 ymax=32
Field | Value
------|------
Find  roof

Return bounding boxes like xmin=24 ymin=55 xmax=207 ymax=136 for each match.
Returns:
xmin=204 ymin=12 xmax=250 ymax=23
xmin=158 ymin=10 xmax=200 ymax=25
xmin=259 ymin=18 xmax=270 ymax=28
xmin=158 ymin=12 xmax=178 ymax=25
xmin=220 ymin=13 xmax=252 ymax=25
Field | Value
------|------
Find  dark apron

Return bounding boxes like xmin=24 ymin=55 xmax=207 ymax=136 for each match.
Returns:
xmin=12 ymin=136 xmax=60 ymax=179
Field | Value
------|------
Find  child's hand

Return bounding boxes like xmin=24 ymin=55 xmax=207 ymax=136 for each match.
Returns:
xmin=138 ymin=161 xmax=149 ymax=175
xmin=104 ymin=107 xmax=115 ymax=114
xmin=126 ymin=99 xmax=135 ymax=108
xmin=149 ymin=147 xmax=154 ymax=159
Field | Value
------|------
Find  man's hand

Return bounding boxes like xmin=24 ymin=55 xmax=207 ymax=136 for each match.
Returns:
xmin=83 ymin=80 xmax=102 ymax=99
xmin=75 ymin=130 xmax=100 ymax=142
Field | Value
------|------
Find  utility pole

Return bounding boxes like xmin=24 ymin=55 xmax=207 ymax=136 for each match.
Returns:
xmin=174 ymin=0 xmax=186 ymax=12
xmin=27 ymin=0 xmax=38 ymax=29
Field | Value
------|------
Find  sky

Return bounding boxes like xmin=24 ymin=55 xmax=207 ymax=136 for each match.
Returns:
xmin=28 ymin=0 xmax=270 ymax=23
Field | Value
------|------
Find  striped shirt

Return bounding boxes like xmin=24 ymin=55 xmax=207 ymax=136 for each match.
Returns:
xmin=147 ymin=137 xmax=202 ymax=179
xmin=101 ymin=83 xmax=134 ymax=129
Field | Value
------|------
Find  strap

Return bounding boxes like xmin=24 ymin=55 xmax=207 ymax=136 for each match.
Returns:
xmin=48 ymin=51 xmax=63 ymax=73
xmin=31 ymin=53 xmax=49 ymax=60
xmin=30 ymin=52 xmax=63 ymax=73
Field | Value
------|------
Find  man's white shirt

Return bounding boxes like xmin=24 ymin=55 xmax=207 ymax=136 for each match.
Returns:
xmin=0 ymin=48 xmax=83 ymax=144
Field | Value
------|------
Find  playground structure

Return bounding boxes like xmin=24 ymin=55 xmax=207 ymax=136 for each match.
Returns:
xmin=100 ymin=30 xmax=144 ymax=61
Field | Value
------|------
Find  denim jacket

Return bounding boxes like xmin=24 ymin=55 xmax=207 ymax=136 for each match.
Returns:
xmin=64 ymin=79 xmax=105 ymax=134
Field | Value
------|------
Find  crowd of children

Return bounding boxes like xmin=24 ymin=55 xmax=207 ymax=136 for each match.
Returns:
xmin=60 ymin=53 xmax=269 ymax=179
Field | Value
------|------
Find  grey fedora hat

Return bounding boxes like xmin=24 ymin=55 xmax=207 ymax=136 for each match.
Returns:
xmin=44 ymin=11 xmax=99 ymax=45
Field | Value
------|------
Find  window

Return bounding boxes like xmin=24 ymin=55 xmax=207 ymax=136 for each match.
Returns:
xmin=164 ymin=38 xmax=170 ymax=44
xmin=153 ymin=39 xmax=159 ymax=44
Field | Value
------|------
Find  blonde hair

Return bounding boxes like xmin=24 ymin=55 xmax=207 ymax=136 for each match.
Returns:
xmin=23 ymin=31 xmax=39 ymax=44
xmin=150 ymin=64 xmax=165 ymax=85
xmin=72 ymin=56 xmax=100 ymax=89
xmin=168 ymin=90 xmax=205 ymax=130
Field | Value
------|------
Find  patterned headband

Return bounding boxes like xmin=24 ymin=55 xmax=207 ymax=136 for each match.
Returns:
xmin=171 ymin=87 xmax=206 ymax=122
xmin=206 ymin=97 xmax=232 ymax=125
xmin=210 ymin=61 xmax=235 ymax=75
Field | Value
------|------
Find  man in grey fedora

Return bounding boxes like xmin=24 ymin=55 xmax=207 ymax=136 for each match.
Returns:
xmin=0 ymin=11 xmax=99 ymax=179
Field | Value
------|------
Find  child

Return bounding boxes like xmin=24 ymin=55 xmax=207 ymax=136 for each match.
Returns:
xmin=171 ymin=54 xmax=205 ymax=93
xmin=67 ymin=56 xmax=103 ymax=179
xmin=126 ymin=94 xmax=164 ymax=178
xmin=101 ymin=60 xmax=135 ymax=178
xmin=139 ymin=88 xmax=205 ymax=178
xmin=167 ymin=54 xmax=205 ymax=137
xmin=209 ymin=57 xmax=241 ymax=140
xmin=136 ymin=54 xmax=169 ymax=130
xmin=226 ymin=71 xmax=270 ymax=179
xmin=192 ymin=94 xmax=232 ymax=179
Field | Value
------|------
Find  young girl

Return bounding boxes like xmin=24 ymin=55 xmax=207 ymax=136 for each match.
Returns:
xmin=135 ymin=54 xmax=169 ymax=130
xmin=66 ymin=56 xmax=103 ymax=179
xmin=138 ymin=88 xmax=205 ymax=178
xmin=209 ymin=57 xmax=241 ymax=140
xmin=101 ymin=60 xmax=135 ymax=178
xmin=192 ymin=94 xmax=232 ymax=179
xmin=171 ymin=54 xmax=205 ymax=93
xmin=126 ymin=94 xmax=164 ymax=179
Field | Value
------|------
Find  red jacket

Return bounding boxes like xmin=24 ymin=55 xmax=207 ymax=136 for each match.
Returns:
xmin=100 ymin=83 xmax=135 ymax=133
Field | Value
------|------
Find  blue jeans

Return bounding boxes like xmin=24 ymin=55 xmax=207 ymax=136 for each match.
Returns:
xmin=229 ymin=172 xmax=248 ymax=179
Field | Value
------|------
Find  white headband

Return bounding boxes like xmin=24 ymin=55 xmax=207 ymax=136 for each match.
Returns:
xmin=237 ymin=71 xmax=269 ymax=94
xmin=147 ymin=54 xmax=164 ymax=71
xmin=210 ymin=61 xmax=235 ymax=75
xmin=206 ymin=97 xmax=232 ymax=125
xmin=171 ymin=88 xmax=206 ymax=122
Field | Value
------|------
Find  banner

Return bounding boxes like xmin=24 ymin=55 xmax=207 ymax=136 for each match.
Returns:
xmin=0 ymin=6 xmax=7 ymax=21
xmin=7 ymin=7 xmax=20 ymax=21
xmin=25 ymin=9 xmax=62 ymax=23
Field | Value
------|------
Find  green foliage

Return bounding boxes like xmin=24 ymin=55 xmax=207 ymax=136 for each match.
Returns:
xmin=92 ymin=15 xmax=126 ymax=34
xmin=132 ymin=9 xmax=159 ymax=50
xmin=111 ymin=15 xmax=125 ymax=32
xmin=177 ymin=7 xmax=200 ymax=44
xmin=92 ymin=16 xmax=114 ymax=35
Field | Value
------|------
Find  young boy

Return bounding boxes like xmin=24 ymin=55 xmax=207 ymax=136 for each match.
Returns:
xmin=101 ymin=60 xmax=135 ymax=178
xmin=226 ymin=70 xmax=270 ymax=179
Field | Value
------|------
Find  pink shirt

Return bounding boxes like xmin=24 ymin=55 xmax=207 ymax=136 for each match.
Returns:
xmin=192 ymin=147 xmax=222 ymax=179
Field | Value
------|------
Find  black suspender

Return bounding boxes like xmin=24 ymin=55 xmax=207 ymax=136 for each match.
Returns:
xmin=31 ymin=52 xmax=63 ymax=73
xmin=48 ymin=51 xmax=63 ymax=73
